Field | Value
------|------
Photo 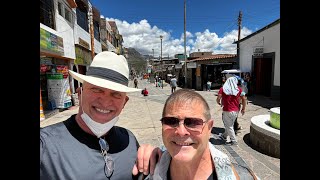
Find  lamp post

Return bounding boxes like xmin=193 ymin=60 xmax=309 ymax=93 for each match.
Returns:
xmin=152 ymin=48 xmax=154 ymax=59
xmin=160 ymin=35 xmax=163 ymax=79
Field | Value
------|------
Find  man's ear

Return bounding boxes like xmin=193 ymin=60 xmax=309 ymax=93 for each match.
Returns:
xmin=123 ymin=96 xmax=129 ymax=108
xmin=208 ymin=119 xmax=214 ymax=129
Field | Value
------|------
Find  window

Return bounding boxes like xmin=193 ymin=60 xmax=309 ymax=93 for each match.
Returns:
xmin=94 ymin=21 xmax=100 ymax=40
xmin=76 ymin=8 xmax=89 ymax=32
xmin=65 ymin=8 xmax=71 ymax=22
xmin=40 ymin=0 xmax=55 ymax=29
xmin=58 ymin=2 xmax=63 ymax=16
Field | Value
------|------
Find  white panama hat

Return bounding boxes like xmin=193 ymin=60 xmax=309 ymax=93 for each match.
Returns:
xmin=69 ymin=51 xmax=140 ymax=92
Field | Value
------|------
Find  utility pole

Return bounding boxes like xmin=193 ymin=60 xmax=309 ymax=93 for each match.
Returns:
xmin=183 ymin=0 xmax=187 ymax=87
xmin=237 ymin=11 xmax=242 ymax=68
xmin=160 ymin=35 xmax=163 ymax=79
xmin=89 ymin=9 xmax=95 ymax=60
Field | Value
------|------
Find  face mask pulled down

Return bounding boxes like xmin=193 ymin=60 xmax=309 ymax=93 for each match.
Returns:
xmin=80 ymin=88 xmax=119 ymax=138
xmin=81 ymin=112 xmax=119 ymax=138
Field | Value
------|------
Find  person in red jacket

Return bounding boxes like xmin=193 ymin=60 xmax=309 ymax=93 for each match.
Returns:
xmin=141 ymin=88 xmax=149 ymax=96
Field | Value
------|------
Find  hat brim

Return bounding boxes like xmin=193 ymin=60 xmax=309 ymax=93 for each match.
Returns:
xmin=69 ymin=70 xmax=141 ymax=93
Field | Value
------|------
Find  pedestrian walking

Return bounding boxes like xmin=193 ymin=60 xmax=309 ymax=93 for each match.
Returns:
xmin=216 ymin=76 xmax=246 ymax=146
xmin=134 ymin=78 xmax=138 ymax=88
xmin=170 ymin=75 xmax=177 ymax=93
xmin=206 ymin=80 xmax=212 ymax=91
xmin=155 ymin=75 xmax=158 ymax=87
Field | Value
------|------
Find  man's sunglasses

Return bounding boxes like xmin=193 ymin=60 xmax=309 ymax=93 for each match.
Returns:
xmin=99 ymin=138 xmax=114 ymax=178
xmin=160 ymin=117 xmax=208 ymax=132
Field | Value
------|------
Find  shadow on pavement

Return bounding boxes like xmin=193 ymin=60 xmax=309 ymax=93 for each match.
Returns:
xmin=210 ymin=127 xmax=225 ymax=145
xmin=247 ymin=95 xmax=280 ymax=109
xmin=209 ymin=137 xmax=225 ymax=145
xmin=211 ymin=127 xmax=225 ymax=135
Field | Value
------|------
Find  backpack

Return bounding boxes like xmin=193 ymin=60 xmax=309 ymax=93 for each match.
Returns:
xmin=231 ymin=162 xmax=259 ymax=180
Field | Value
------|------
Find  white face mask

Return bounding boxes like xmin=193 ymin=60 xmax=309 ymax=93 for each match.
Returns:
xmin=81 ymin=112 xmax=119 ymax=138
xmin=80 ymin=87 xmax=119 ymax=138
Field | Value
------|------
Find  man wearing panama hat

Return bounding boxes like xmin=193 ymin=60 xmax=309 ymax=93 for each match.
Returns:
xmin=40 ymin=51 xmax=160 ymax=179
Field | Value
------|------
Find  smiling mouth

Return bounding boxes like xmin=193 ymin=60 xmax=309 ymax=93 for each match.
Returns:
xmin=173 ymin=142 xmax=195 ymax=146
xmin=95 ymin=107 xmax=111 ymax=114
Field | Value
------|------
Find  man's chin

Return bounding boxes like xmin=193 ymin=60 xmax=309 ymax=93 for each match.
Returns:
xmin=93 ymin=116 xmax=113 ymax=124
xmin=172 ymin=153 xmax=193 ymax=163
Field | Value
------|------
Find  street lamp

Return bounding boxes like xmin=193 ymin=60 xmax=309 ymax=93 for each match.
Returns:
xmin=160 ymin=35 xmax=163 ymax=79
xmin=152 ymin=48 xmax=154 ymax=59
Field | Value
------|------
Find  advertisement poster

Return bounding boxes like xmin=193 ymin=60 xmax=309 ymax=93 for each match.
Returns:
xmin=46 ymin=71 xmax=72 ymax=109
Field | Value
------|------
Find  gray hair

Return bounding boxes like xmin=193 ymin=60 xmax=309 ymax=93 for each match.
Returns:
xmin=162 ymin=89 xmax=211 ymax=120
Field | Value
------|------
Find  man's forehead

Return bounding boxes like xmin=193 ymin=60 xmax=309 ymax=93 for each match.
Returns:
xmin=84 ymin=81 xmax=125 ymax=93
xmin=166 ymin=101 xmax=204 ymax=113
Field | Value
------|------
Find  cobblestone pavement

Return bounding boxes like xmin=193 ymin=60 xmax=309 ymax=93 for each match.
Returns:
xmin=40 ymin=78 xmax=280 ymax=180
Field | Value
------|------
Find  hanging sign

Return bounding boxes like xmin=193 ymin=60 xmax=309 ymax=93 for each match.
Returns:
xmin=253 ymin=47 xmax=263 ymax=57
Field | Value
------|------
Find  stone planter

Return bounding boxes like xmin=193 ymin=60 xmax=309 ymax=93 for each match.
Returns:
xmin=270 ymin=107 xmax=280 ymax=129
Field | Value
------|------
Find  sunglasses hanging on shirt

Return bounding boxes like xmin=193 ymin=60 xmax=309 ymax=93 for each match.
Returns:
xmin=99 ymin=138 xmax=114 ymax=178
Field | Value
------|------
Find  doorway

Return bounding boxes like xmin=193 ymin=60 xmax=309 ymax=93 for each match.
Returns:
xmin=253 ymin=58 xmax=272 ymax=96
xmin=72 ymin=65 xmax=79 ymax=91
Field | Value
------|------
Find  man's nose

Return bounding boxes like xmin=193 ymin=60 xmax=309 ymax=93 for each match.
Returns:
xmin=175 ymin=122 xmax=190 ymax=136
xmin=98 ymin=93 xmax=114 ymax=105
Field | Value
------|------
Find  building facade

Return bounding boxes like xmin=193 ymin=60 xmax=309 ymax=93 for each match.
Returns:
xmin=40 ymin=0 xmax=123 ymax=120
xmin=237 ymin=19 xmax=280 ymax=99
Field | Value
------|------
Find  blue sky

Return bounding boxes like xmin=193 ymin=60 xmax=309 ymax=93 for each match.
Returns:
xmin=89 ymin=0 xmax=280 ymax=57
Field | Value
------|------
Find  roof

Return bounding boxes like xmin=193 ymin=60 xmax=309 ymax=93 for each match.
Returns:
xmin=234 ymin=18 xmax=280 ymax=44
xmin=190 ymin=54 xmax=237 ymax=62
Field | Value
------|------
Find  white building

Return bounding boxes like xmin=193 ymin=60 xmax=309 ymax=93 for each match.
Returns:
xmin=40 ymin=0 xmax=103 ymax=114
xmin=237 ymin=19 xmax=280 ymax=100
xmin=40 ymin=0 xmax=77 ymax=111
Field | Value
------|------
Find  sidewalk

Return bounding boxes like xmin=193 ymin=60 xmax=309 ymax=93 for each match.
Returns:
xmin=40 ymin=79 xmax=280 ymax=180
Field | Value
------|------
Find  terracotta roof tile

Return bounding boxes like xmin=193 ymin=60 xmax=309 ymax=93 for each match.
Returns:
xmin=191 ymin=54 xmax=237 ymax=61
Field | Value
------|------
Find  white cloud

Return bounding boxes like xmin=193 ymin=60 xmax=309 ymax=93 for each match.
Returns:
xmin=105 ymin=17 xmax=253 ymax=57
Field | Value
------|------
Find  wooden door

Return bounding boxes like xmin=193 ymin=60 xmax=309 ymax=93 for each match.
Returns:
xmin=254 ymin=58 xmax=272 ymax=96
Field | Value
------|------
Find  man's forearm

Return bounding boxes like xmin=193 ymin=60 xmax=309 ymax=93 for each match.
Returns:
xmin=241 ymin=98 xmax=246 ymax=110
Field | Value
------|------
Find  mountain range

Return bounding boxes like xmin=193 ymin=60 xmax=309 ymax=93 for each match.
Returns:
xmin=124 ymin=47 xmax=148 ymax=75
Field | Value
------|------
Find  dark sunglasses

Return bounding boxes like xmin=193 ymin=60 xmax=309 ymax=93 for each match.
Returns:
xmin=160 ymin=117 xmax=208 ymax=132
xmin=99 ymin=138 xmax=114 ymax=178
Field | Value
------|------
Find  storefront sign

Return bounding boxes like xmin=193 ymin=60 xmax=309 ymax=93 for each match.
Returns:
xmin=75 ymin=46 xmax=91 ymax=65
xmin=253 ymin=46 xmax=263 ymax=57
xmin=40 ymin=57 xmax=53 ymax=65
xmin=187 ymin=62 xmax=196 ymax=68
xmin=40 ymin=27 xmax=64 ymax=56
